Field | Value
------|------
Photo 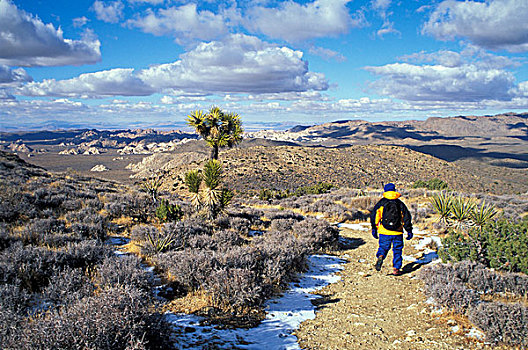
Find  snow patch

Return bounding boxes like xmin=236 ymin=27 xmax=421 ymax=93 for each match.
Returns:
xmin=337 ymin=223 xmax=369 ymax=231
xmin=166 ymin=254 xmax=345 ymax=349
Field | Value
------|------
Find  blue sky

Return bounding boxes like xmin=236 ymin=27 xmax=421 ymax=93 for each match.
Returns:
xmin=1 ymin=0 xmax=528 ymax=130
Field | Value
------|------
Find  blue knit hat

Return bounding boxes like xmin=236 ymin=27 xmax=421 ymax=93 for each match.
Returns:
xmin=384 ymin=183 xmax=396 ymax=192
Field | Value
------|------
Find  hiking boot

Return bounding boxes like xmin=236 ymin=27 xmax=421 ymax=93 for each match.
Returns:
xmin=375 ymin=256 xmax=384 ymax=271
xmin=393 ymin=268 xmax=402 ymax=276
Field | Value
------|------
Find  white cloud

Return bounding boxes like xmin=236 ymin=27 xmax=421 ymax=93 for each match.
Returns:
xmin=15 ymin=34 xmax=328 ymax=98
xmin=366 ymin=62 xmax=516 ymax=102
xmin=139 ymin=34 xmax=328 ymax=94
xmin=308 ymin=46 xmax=346 ymax=62
xmin=245 ymin=0 xmax=366 ymax=42
xmin=365 ymin=48 xmax=527 ymax=102
xmin=127 ymin=3 xmax=229 ymax=43
xmin=0 ymin=65 xmax=32 ymax=85
xmin=423 ymin=0 xmax=528 ymax=52
xmin=0 ymin=0 xmax=101 ymax=67
xmin=127 ymin=0 xmax=165 ymax=4
xmin=0 ymin=89 xmax=14 ymax=99
xmin=18 ymin=68 xmax=155 ymax=98
xmin=73 ymin=16 xmax=89 ymax=28
xmin=91 ymin=1 xmax=124 ymax=24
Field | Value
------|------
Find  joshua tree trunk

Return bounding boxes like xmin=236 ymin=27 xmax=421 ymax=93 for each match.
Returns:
xmin=210 ymin=145 xmax=219 ymax=160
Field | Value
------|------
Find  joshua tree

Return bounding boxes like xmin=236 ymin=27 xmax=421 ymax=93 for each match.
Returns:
xmin=184 ymin=160 xmax=234 ymax=219
xmin=186 ymin=106 xmax=244 ymax=160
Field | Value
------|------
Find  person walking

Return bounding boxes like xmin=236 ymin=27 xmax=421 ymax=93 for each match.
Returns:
xmin=370 ymin=183 xmax=413 ymax=276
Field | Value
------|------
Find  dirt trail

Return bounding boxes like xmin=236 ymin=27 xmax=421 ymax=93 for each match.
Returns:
xmin=295 ymin=226 xmax=499 ymax=350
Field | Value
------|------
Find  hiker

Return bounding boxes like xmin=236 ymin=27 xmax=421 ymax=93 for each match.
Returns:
xmin=370 ymin=183 xmax=413 ymax=276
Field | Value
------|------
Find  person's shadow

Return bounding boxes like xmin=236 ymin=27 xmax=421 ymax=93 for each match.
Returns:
xmin=401 ymin=252 xmax=439 ymax=275
xmin=400 ymin=262 xmax=422 ymax=275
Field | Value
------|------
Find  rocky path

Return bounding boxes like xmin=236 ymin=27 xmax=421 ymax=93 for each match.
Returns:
xmin=295 ymin=225 xmax=500 ymax=350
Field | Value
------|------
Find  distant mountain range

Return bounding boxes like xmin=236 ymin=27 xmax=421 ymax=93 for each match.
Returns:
xmin=1 ymin=112 xmax=527 ymax=194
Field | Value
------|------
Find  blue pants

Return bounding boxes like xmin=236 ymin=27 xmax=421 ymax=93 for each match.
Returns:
xmin=376 ymin=234 xmax=404 ymax=269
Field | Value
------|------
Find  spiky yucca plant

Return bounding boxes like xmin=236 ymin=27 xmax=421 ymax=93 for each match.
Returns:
xmin=470 ymin=201 xmax=497 ymax=229
xmin=145 ymin=230 xmax=175 ymax=254
xmin=184 ymin=160 xmax=233 ymax=219
xmin=430 ymin=191 xmax=453 ymax=224
xmin=450 ymin=196 xmax=476 ymax=228
xmin=185 ymin=170 xmax=202 ymax=210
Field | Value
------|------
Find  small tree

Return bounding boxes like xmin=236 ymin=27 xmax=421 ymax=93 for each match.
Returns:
xmin=140 ymin=171 xmax=166 ymax=203
xmin=186 ymin=106 xmax=244 ymax=160
xmin=184 ymin=160 xmax=234 ymax=219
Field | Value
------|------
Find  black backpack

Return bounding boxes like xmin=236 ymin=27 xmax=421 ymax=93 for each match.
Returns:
xmin=381 ymin=200 xmax=402 ymax=231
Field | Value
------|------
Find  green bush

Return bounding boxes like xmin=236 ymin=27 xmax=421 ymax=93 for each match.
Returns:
xmin=413 ymin=178 xmax=448 ymax=190
xmin=155 ymin=199 xmax=182 ymax=223
xmin=486 ymin=219 xmax=528 ymax=274
xmin=439 ymin=219 xmax=528 ymax=274
xmin=259 ymin=183 xmax=335 ymax=202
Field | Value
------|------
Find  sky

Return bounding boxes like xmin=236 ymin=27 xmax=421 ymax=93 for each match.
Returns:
xmin=1 ymin=0 xmax=528 ymax=131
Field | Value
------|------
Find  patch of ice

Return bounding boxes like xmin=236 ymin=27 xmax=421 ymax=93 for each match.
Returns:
xmin=166 ymin=254 xmax=345 ymax=349
xmin=467 ymin=327 xmax=486 ymax=341
xmin=414 ymin=235 xmax=442 ymax=251
xmin=105 ymin=236 xmax=130 ymax=246
xmin=337 ymin=223 xmax=369 ymax=231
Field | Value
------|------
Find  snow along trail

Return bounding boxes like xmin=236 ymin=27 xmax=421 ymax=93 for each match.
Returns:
xmin=165 ymin=254 xmax=346 ymax=349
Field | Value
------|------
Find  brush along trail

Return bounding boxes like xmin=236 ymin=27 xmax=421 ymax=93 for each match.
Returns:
xmin=295 ymin=225 xmax=509 ymax=350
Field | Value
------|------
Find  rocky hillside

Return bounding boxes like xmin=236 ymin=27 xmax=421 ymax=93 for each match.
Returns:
xmin=247 ymin=113 xmax=528 ymax=145
xmin=129 ymin=144 xmax=523 ymax=196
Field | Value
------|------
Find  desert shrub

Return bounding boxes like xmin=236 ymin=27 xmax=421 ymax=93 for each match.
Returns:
xmin=206 ymin=267 xmax=262 ymax=312
xmin=0 ymin=183 xmax=33 ymax=223
xmin=42 ymin=266 xmax=95 ymax=306
xmin=60 ymin=198 xmax=84 ymax=211
xmin=213 ymin=229 xmax=246 ymax=247
xmin=59 ymin=240 xmax=112 ymax=269
xmin=186 ymin=234 xmax=216 ymax=250
xmin=19 ymin=218 xmax=68 ymax=246
xmin=96 ymin=255 xmax=153 ymax=291
xmin=16 ymin=285 xmax=172 ymax=350
xmin=270 ymin=218 xmax=297 ymax=232
xmin=413 ymin=178 xmax=448 ymax=190
xmin=33 ymin=187 xmax=66 ymax=210
xmin=215 ymin=245 xmax=265 ymax=271
xmin=259 ymin=188 xmax=289 ymax=202
xmin=255 ymin=231 xmax=308 ymax=294
xmin=0 ymin=241 xmax=110 ymax=292
xmin=153 ymin=249 xmax=217 ymax=291
xmin=306 ymin=198 xmax=352 ymax=220
xmin=341 ymin=195 xmax=379 ymax=211
xmin=259 ymin=183 xmax=334 ymax=202
xmin=291 ymin=217 xmax=339 ymax=251
xmin=0 ymin=283 xmax=31 ymax=345
xmin=226 ymin=207 xmax=264 ymax=223
xmin=294 ymin=182 xmax=335 ymax=196
xmin=419 ymin=264 xmax=479 ymax=313
xmin=0 ymin=224 xmax=14 ymax=250
xmin=155 ymin=199 xmax=183 ymax=223
xmin=105 ymin=192 xmax=153 ymax=222
xmin=130 ymin=224 xmax=159 ymax=242
xmin=264 ymin=209 xmax=304 ymax=221
xmin=226 ymin=216 xmax=252 ymax=235
xmin=468 ymin=302 xmax=528 ymax=346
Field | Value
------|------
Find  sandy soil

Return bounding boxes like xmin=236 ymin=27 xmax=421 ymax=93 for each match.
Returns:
xmin=295 ymin=226 xmax=508 ymax=350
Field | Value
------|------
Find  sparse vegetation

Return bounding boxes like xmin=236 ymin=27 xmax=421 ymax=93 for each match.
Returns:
xmin=420 ymin=261 xmax=528 ymax=347
xmin=413 ymin=178 xmax=448 ymax=190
